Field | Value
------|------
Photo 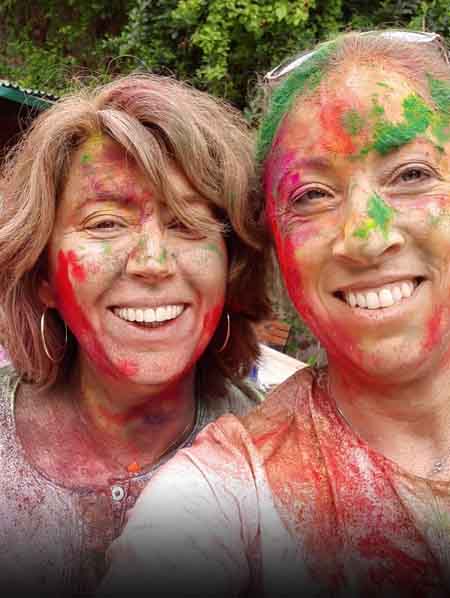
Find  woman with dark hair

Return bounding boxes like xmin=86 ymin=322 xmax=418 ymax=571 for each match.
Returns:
xmin=102 ymin=32 xmax=450 ymax=597
xmin=0 ymin=73 xmax=269 ymax=595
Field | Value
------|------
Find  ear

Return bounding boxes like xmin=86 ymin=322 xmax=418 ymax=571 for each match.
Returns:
xmin=38 ymin=279 xmax=57 ymax=309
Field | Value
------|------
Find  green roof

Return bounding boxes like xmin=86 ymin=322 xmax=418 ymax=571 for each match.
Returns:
xmin=0 ymin=79 xmax=58 ymax=110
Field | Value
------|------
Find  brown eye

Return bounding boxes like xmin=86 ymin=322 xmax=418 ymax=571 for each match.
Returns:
xmin=393 ymin=166 xmax=432 ymax=185
xmin=292 ymin=188 xmax=331 ymax=204
xmin=401 ymin=169 xmax=428 ymax=182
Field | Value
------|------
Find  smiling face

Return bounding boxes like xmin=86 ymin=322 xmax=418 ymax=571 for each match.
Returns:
xmin=265 ymin=64 xmax=450 ymax=381
xmin=40 ymin=134 xmax=227 ymax=389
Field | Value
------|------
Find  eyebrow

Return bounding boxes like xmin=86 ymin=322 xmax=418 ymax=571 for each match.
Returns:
xmin=75 ymin=191 xmax=141 ymax=212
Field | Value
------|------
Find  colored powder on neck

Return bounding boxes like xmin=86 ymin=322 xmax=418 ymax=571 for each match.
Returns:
xmin=256 ymin=42 xmax=337 ymax=164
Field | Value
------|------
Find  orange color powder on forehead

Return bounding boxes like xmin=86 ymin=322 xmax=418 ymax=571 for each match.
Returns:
xmin=319 ymin=99 xmax=357 ymax=156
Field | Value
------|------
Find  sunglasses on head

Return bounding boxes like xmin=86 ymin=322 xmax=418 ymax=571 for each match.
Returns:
xmin=264 ymin=30 xmax=450 ymax=82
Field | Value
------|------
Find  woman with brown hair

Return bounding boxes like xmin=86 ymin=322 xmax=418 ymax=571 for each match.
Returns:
xmin=0 ymin=73 xmax=269 ymax=595
xmin=102 ymin=31 xmax=450 ymax=597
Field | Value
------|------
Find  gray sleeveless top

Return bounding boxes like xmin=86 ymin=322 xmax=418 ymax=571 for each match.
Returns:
xmin=0 ymin=366 xmax=260 ymax=596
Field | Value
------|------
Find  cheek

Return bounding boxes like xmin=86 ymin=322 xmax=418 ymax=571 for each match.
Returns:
xmin=77 ymin=241 xmax=130 ymax=276
xmin=53 ymin=250 xmax=137 ymax=379
xmin=176 ymin=241 xmax=228 ymax=293
xmin=275 ymin=229 xmax=319 ymax=323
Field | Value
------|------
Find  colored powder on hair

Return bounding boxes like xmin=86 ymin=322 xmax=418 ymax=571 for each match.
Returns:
xmin=256 ymin=42 xmax=337 ymax=164
xmin=341 ymin=109 xmax=365 ymax=136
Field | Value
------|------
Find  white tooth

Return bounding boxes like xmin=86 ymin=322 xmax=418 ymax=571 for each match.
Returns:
xmin=392 ymin=286 xmax=402 ymax=302
xmin=366 ymin=291 xmax=380 ymax=309
xmin=135 ymin=309 xmax=144 ymax=322
xmin=401 ymin=282 xmax=412 ymax=298
xmin=127 ymin=308 xmax=136 ymax=322
xmin=156 ymin=307 xmax=166 ymax=322
xmin=379 ymin=288 xmax=394 ymax=307
xmin=356 ymin=293 xmax=367 ymax=308
xmin=175 ymin=305 xmax=183 ymax=316
xmin=143 ymin=308 xmax=154 ymax=323
xmin=168 ymin=306 xmax=175 ymax=319
xmin=347 ymin=292 xmax=357 ymax=307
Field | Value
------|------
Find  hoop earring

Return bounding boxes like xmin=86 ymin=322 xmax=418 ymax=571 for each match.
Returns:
xmin=217 ymin=312 xmax=231 ymax=353
xmin=40 ymin=309 xmax=68 ymax=363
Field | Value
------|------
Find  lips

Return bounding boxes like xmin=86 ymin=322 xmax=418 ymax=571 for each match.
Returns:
xmin=335 ymin=277 xmax=424 ymax=310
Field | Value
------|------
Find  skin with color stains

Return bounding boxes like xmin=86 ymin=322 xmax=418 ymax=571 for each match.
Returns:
xmin=265 ymin=62 xmax=450 ymax=434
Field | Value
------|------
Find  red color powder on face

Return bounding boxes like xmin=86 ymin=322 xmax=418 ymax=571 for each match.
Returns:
xmin=66 ymin=250 xmax=87 ymax=283
xmin=319 ymin=100 xmax=356 ymax=156
xmin=203 ymin=303 xmax=223 ymax=342
xmin=55 ymin=250 xmax=138 ymax=380
xmin=117 ymin=359 xmax=139 ymax=377
xmin=423 ymin=306 xmax=444 ymax=352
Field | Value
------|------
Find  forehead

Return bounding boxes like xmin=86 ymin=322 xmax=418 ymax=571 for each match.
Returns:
xmin=278 ymin=65 xmax=419 ymax=148
xmin=64 ymin=134 xmax=194 ymax=198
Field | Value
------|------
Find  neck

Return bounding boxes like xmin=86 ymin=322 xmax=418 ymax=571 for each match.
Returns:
xmin=69 ymin=356 xmax=197 ymax=474
xmin=327 ymin=357 xmax=450 ymax=478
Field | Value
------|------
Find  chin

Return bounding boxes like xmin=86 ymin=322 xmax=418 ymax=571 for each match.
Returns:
xmin=334 ymin=335 xmax=439 ymax=386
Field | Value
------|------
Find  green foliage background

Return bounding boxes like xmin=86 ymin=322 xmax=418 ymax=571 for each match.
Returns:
xmin=1 ymin=0 xmax=449 ymax=110
xmin=1 ymin=0 xmax=449 ymax=359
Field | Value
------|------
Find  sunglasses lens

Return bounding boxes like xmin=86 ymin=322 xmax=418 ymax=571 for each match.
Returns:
xmin=266 ymin=49 xmax=318 ymax=80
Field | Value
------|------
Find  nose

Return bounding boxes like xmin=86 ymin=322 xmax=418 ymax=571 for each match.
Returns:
xmin=332 ymin=189 xmax=405 ymax=265
xmin=125 ymin=222 xmax=174 ymax=281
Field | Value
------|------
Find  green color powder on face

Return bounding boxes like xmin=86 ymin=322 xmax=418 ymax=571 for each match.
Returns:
xmin=341 ymin=109 xmax=365 ymax=136
xmin=376 ymin=81 xmax=394 ymax=91
xmin=102 ymin=241 xmax=112 ymax=256
xmin=156 ymin=247 xmax=168 ymax=265
xmin=428 ymin=75 xmax=450 ymax=114
xmin=80 ymin=153 xmax=92 ymax=165
xmin=353 ymin=193 xmax=394 ymax=240
xmin=427 ymin=75 xmax=450 ymax=145
xmin=256 ymin=42 xmax=337 ymax=164
xmin=353 ymin=218 xmax=376 ymax=239
xmin=372 ymin=94 xmax=433 ymax=155
xmin=205 ymin=243 xmax=222 ymax=256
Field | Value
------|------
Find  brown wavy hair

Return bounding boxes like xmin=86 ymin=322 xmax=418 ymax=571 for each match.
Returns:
xmin=0 ymin=73 xmax=271 ymax=397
